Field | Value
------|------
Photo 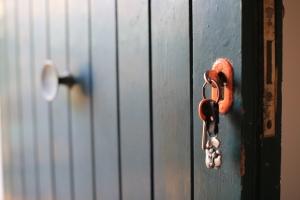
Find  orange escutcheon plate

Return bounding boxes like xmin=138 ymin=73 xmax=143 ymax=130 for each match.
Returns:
xmin=211 ymin=58 xmax=233 ymax=114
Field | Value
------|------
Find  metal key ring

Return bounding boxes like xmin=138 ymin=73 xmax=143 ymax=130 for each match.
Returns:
xmin=202 ymin=79 xmax=220 ymax=103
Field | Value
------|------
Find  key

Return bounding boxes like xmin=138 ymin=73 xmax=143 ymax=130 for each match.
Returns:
xmin=203 ymin=101 xmax=219 ymax=136
xmin=202 ymin=120 xmax=207 ymax=150
xmin=199 ymin=98 xmax=215 ymax=150
xmin=205 ymin=148 xmax=222 ymax=169
xmin=214 ymin=150 xmax=222 ymax=169
xmin=206 ymin=136 xmax=221 ymax=149
xmin=205 ymin=148 xmax=214 ymax=168
xmin=199 ymin=98 xmax=219 ymax=150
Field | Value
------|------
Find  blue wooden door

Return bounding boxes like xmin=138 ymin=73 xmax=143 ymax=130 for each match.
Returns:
xmin=0 ymin=0 xmax=282 ymax=199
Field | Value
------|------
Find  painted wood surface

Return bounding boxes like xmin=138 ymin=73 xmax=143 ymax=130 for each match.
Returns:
xmin=68 ymin=0 xmax=94 ymax=199
xmin=49 ymin=0 xmax=73 ymax=199
xmin=0 ymin=1 xmax=13 ymax=199
xmin=151 ymin=0 xmax=191 ymax=199
xmin=117 ymin=0 xmax=151 ymax=199
xmin=32 ymin=0 xmax=53 ymax=199
xmin=5 ymin=1 xmax=23 ymax=199
xmin=17 ymin=0 xmax=38 ymax=199
xmin=193 ymin=1 xmax=242 ymax=199
xmin=90 ymin=0 xmax=120 ymax=199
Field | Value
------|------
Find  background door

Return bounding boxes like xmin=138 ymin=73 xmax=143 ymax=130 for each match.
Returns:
xmin=0 ymin=0 xmax=282 ymax=200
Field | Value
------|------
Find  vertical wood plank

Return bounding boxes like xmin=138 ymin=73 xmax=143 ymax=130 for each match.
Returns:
xmin=17 ymin=0 xmax=38 ymax=199
xmin=117 ymin=0 xmax=151 ymax=199
xmin=0 ymin=0 xmax=13 ymax=199
xmin=49 ymin=0 xmax=73 ymax=199
xmin=6 ymin=0 xmax=24 ymax=199
xmin=193 ymin=1 xmax=242 ymax=199
xmin=68 ymin=0 xmax=94 ymax=199
xmin=240 ymin=1 xmax=262 ymax=199
xmin=90 ymin=0 xmax=120 ymax=199
xmin=32 ymin=0 xmax=53 ymax=199
xmin=151 ymin=0 xmax=191 ymax=199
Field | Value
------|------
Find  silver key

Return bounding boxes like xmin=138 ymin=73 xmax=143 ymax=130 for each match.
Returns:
xmin=202 ymin=121 xmax=207 ymax=150
xmin=205 ymin=149 xmax=213 ymax=168
xmin=206 ymin=136 xmax=221 ymax=149
xmin=214 ymin=150 xmax=222 ymax=169
xmin=205 ymin=148 xmax=222 ymax=169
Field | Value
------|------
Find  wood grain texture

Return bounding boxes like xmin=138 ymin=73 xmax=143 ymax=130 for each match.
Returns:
xmin=90 ymin=0 xmax=120 ymax=199
xmin=151 ymin=0 xmax=191 ymax=199
xmin=32 ymin=0 xmax=53 ymax=199
xmin=68 ymin=0 xmax=94 ymax=199
xmin=0 ymin=1 xmax=13 ymax=198
xmin=49 ymin=0 xmax=73 ymax=199
xmin=193 ymin=0 xmax=242 ymax=199
xmin=5 ymin=1 xmax=24 ymax=199
xmin=117 ymin=0 xmax=151 ymax=199
xmin=17 ymin=0 xmax=38 ymax=199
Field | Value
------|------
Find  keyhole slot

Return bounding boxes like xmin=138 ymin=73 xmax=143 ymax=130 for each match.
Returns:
xmin=211 ymin=58 xmax=233 ymax=114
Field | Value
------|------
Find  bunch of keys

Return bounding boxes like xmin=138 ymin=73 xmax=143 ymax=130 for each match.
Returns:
xmin=198 ymin=70 xmax=226 ymax=169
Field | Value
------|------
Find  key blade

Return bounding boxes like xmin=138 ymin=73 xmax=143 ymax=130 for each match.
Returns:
xmin=211 ymin=137 xmax=221 ymax=148
xmin=202 ymin=121 xmax=207 ymax=150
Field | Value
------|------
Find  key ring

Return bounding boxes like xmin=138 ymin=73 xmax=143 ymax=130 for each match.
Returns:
xmin=202 ymin=78 xmax=220 ymax=103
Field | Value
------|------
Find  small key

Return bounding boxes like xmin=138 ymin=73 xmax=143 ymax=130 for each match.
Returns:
xmin=206 ymin=136 xmax=221 ymax=149
xmin=214 ymin=150 xmax=222 ymax=169
xmin=202 ymin=121 xmax=207 ymax=150
xmin=205 ymin=148 xmax=214 ymax=168
xmin=205 ymin=148 xmax=222 ymax=169
xmin=199 ymin=98 xmax=218 ymax=150
xmin=203 ymin=101 xmax=219 ymax=136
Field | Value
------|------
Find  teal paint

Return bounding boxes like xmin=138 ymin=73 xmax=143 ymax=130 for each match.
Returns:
xmin=193 ymin=1 xmax=242 ymax=199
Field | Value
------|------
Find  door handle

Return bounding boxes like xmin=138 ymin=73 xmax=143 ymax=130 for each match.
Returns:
xmin=41 ymin=60 xmax=74 ymax=102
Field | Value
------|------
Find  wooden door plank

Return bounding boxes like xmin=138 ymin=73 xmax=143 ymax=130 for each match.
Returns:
xmin=151 ymin=0 xmax=191 ymax=199
xmin=0 ymin=46 xmax=12 ymax=199
xmin=49 ymin=0 xmax=73 ymax=199
xmin=32 ymin=0 xmax=53 ymax=199
xmin=17 ymin=0 xmax=38 ymax=199
xmin=5 ymin=1 xmax=24 ymax=199
xmin=240 ymin=1 xmax=262 ymax=199
xmin=0 ymin=1 xmax=13 ymax=198
xmin=68 ymin=0 xmax=94 ymax=199
xmin=193 ymin=1 xmax=242 ymax=199
xmin=90 ymin=1 xmax=120 ymax=199
xmin=117 ymin=0 xmax=151 ymax=199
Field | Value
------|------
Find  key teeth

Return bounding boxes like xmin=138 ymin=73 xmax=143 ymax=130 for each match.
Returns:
xmin=206 ymin=140 xmax=213 ymax=149
xmin=205 ymin=149 xmax=212 ymax=168
xmin=214 ymin=153 xmax=222 ymax=168
xmin=205 ymin=148 xmax=222 ymax=169
xmin=206 ymin=137 xmax=221 ymax=149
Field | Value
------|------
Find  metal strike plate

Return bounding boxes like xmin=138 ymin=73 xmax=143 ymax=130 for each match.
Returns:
xmin=263 ymin=0 xmax=277 ymax=137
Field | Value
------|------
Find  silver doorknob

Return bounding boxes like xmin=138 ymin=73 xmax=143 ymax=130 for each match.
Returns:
xmin=41 ymin=60 xmax=74 ymax=102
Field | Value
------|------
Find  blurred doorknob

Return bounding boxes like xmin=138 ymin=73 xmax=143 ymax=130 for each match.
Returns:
xmin=41 ymin=60 xmax=74 ymax=102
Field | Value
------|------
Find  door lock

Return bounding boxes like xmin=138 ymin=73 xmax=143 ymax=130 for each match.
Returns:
xmin=198 ymin=58 xmax=233 ymax=169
